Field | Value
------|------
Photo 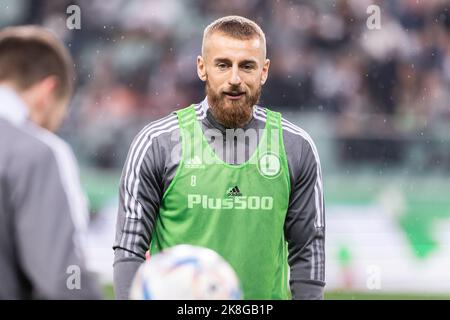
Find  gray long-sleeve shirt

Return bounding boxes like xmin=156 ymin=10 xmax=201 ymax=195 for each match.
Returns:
xmin=113 ymin=98 xmax=325 ymax=299
xmin=0 ymin=86 xmax=102 ymax=299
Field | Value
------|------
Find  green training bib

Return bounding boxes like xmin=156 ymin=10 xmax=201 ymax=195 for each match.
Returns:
xmin=150 ymin=105 xmax=291 ymax=299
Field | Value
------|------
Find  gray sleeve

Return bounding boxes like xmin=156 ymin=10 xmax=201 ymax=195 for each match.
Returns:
xmin=113 ymin=250 xmax=142 ymax=300
xmin=284 ymin=137 xmax=326 ymax=300
xmin=12 ymin=141 xmax=102 ymax=299
xmin=113 ymin=116 xmax=179 ymax=299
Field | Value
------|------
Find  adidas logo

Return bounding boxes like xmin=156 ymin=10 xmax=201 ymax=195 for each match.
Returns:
xmin=185 ymin=155 xmax=204 ymax=169
xmin=227 ymin=186 xmax=242 ymax=197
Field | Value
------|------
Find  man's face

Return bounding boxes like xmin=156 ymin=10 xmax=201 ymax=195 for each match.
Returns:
xmin=197 ymin=32 xmax=270 ymax=128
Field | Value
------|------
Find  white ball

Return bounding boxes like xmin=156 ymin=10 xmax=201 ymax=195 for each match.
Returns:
xmin=129 ymin=244 xmax=242 ymax=300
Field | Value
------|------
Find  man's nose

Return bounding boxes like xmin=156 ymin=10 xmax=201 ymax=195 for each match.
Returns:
xmin=228 ymin=65 xmax=242 ymax=86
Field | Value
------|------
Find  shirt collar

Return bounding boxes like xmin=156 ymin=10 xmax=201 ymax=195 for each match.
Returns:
xmin=0 ymin=85 xmax=29 ymax=126
xmin=200 ymin=96 xmax=209 ymax=113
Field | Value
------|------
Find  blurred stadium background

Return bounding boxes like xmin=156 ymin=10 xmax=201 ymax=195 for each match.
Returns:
xmin=1 ymin=0 xmax=450 ymax=299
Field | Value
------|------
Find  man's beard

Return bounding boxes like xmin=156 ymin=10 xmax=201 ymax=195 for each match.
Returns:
xmin=206 ymin=80 xmax=261 ymax=128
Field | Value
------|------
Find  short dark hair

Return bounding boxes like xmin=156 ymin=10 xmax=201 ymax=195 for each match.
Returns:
xmin=0 ymin=26 xmax=74 ymax=99
xmin=202 ymin=16 xmax=266 ymax=57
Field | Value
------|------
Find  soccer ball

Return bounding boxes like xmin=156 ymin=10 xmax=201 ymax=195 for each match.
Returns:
xmin=129 ymin=244 xmax=242 ymax=300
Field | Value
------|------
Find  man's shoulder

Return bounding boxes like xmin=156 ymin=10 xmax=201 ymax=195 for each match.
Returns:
xmin=253 ymin=105 xmax=321 ymax=170
xmin=253 ymin=105 xmax=316 ymax=148
xmin=131 ymin=102 xmax=205 ymax=146
xmin=0 ymin=119 xmax=75 ymax=172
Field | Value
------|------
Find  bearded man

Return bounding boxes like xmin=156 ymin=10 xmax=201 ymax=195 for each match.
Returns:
xmin=113 ymin=15 xmax=325 ymax=300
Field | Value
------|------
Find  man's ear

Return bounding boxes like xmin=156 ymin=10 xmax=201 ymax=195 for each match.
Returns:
xmin=23 ymin=76 xmax=58 ymax=111
xmin=21 ymin=76 xmax=59 ymax=129
xmin=261 ymin=58 xmax=270 ymax=85
xmin=197 ymin=55 xmax=207 ymax=82
xmin=35 ymin=76 xmax=59 ymax=110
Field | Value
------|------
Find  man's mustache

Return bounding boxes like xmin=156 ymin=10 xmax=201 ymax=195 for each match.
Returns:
xmin=222 ymin=86 xmax=246 ymax=96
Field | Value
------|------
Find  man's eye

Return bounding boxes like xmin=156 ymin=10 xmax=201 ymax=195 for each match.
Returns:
xmin=242 ymin=64 xmax=253 ymax=70
xmin=217 ymin=63 xmax=228 ymax=69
